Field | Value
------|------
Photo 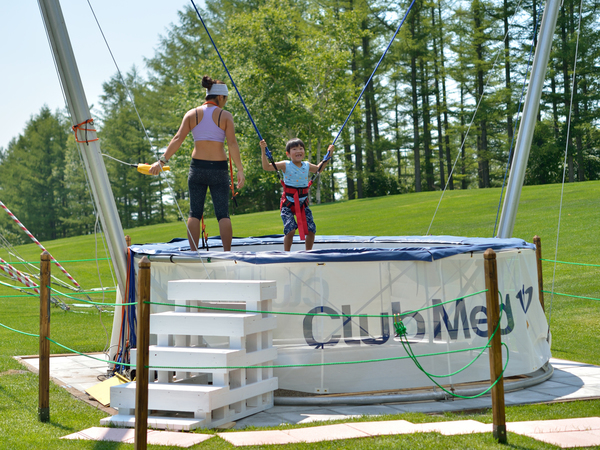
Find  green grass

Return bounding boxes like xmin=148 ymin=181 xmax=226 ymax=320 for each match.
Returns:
xmin=0 ymin=181 xmax=599 ymax=448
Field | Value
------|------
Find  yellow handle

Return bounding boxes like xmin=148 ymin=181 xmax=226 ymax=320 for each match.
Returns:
xmin=137 ymin=164 xmax=170 ymax=175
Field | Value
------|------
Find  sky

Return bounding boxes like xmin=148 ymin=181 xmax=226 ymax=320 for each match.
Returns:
xmin=0 ymin=1 xmax=203 ymax=151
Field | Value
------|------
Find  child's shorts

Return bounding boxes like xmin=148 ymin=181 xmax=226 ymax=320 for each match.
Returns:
xmin=281 ymin=205 xmax=316 ymax=236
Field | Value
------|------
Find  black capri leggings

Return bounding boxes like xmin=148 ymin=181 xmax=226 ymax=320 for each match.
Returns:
xmin=188 ymin=159 xmax=230 ymax=221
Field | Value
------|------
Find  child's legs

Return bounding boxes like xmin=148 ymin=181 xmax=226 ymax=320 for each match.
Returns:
xmin=281 ymin=206 xmax=297 ymax=252
xmin=304 ymin=206 xmax=317 ymax=250
xmin=284 ymin=231 xmax=295 ymax=251
xmin=305 ymin=232 xmax=315 ymax=250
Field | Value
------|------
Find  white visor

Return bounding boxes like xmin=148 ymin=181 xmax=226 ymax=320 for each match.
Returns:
xmin=207 ymin=84 xmax=229 ymax=96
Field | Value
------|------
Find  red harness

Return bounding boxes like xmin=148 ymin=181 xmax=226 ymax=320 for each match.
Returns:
xmin=280 ymin=181 xmax=312 ymax=240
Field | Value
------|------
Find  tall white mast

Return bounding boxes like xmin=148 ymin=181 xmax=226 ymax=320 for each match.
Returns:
xmin=496 ymin=0 xmax=561 ymax=238
xmin=37 ymin=0 xmax=127 ymax=293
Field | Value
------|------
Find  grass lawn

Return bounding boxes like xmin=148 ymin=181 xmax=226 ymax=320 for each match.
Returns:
xmin=0 ymin=180 xmax=599 ymax=448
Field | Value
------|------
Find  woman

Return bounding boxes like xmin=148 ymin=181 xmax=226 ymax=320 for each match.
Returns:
xmin=149 ymin=75 xmax=245 ymax=251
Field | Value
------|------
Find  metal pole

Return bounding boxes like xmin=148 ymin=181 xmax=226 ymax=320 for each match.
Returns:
xmin=496 ymin=0 xmax=561 ymax=238
xmin=37 ymin=0 xmax=127 ymax=294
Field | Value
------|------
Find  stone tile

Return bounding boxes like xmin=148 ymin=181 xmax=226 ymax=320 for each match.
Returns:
xmin=269 ymin=405 xmax=323 ymax=413
xmin=146 ymin=430 xmax=214 ymax=447
xmin=425 ymin=397 xmax=492 ymax=412
xmin=525 ymin=430 xmax=600 ymax=449
xmin=413 ymin=420 xmax=493 ymax=435
xmin=554 ymin=386 xmax=600 ymax=400
xmin=284 ymin=423 xmax=370 ymax=442
xmin=550 ymin=358 xmax=590 ymax=370
xmin=385 ymin=401 xmax=445 ymax=414
xmin=233 ymin=412 xmax=290 ymax=429
xmin=346 ymin=420 xmax=419 ymax=436
xmin=504 ymin=389 xmax=557 ymax=405
xmin=274 ymin=408 xmax=358 ymax=424
xmin=61 ymin=427 xmax=134 ymax=442
xmin=219 ymin=430 xmax=301 ymax=446
xmin=506 ymin=417 xmax=600 ymax=434
xmin=326 ymin=405 xmax=401 ymax=416
xmin=550 ymin=370 xmax=585 ymax=386
xmin=528 ymin=383 xmax=591 ymax=399
xmin=61 ymin=427 xmax=212 ymax=447
xmin=277 ymin=411 xmax=362 ymax=424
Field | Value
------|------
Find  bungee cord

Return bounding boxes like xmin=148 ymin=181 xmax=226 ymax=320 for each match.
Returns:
xmin=426 ymin=0 xmax=526 ymax=236
xmin=549 ymin=0 xmax=584 ymax=329
xmin=492 ymin=2 xmax=540 ymax=237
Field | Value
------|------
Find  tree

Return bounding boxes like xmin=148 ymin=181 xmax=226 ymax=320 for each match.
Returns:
xmin=0 ymin=107 xmax=70 ymax=241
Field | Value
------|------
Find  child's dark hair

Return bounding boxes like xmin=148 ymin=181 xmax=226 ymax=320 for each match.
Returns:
xmin=202 ymin=75 xmax=225 ymax=100
xmin=285 ymin=138 xmax=305 ymax=154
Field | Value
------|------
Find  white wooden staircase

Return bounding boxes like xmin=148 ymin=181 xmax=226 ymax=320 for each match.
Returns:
xmin=101 ymin=279 xmax=278 ymax=430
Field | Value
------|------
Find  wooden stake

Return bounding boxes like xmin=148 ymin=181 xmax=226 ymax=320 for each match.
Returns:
xmin=125 ymin=235 xmax=131 ymax=247
xmin=484 ymin=248 xmax=507 ymax=444
xmin=39 ymin=251 xmax=51 ymax=422
xmin=135 ymin=256 xmax=151 ymax=449
xmin=533 ymin=235 xmax=545 ymax=312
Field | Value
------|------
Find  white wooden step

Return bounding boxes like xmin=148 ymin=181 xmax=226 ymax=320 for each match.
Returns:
xmin=110 ymin=378 xmax=277 ymax=413
xmin=150 ymin=311 xmax=276 ymax=337
xmin=100 ymin=414 xmax=204 ymax=431
xmin=101 ymin=397 xmax=274 ymax=431
xmin=168 ymin=279 xmax=276 ymax=303
xmin=130 ymin=346 xmax=277 ymax=372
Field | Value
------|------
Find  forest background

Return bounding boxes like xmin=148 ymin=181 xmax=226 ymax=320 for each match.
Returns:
xmin=1 ymin=0 xmax=598 ymax=243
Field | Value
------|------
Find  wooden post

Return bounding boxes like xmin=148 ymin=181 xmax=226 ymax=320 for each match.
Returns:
xmin=125 ymin=235 xmax=131 ymax=247
xmin=135 ymin=256 xmax=151 ymax=449
xmin=39 ymin=251 xmax=51 ymax=422
xmin=484 ymin=249 xmax=507 ymax=443
xmin=533 ymin=235 xmax=545 ymax=312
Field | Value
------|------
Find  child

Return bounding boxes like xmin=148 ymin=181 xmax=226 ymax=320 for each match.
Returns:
xmin=260 ymin=138 xmax=333 ymax=251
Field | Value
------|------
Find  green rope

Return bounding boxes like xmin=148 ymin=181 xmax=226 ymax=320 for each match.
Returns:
xmin=0 ymin=289 xmax=117 ymax=300
xmin=542 ymin=290 xmax=600 ymax=302
xmin=48 ymin=286 xmax=135 ymax=306
xmin=0 ymin=294 xmax=35 ymax=298
xmin=0 ymin=280 xmax=36 ymax=290
xmin=41 ymin=334 xmax=490 ymax=370
xmin=3 ymin=258 xmax=111 ymax=265
xmin=393 ymin=295 xmax=509 ymax=399
xmin=540 ymin=258 xmax=600 ymax=268
xmin=0 ymin=322 xmax=39 ymax=338
xmin=147 ymin=289 xmax=488 ymax=319
xmin=144 ymin=346 xmax=491 ymax=370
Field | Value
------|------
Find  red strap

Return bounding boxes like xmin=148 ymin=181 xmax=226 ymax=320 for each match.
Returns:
xmin=201 ymin=215 xmax=208 ymax=250
xmin=72 ymin=119 xmax=99 ymax=144
xmin=280 ymin=181 xmax=308 ymax=240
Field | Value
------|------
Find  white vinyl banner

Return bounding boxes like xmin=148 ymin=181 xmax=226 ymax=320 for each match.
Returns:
xmin=138 ymin=247 xmax=551 ymax=394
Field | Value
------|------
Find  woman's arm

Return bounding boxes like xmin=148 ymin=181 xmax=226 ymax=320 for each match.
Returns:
xmin=149 ymin=110 xmax=194 ymax=175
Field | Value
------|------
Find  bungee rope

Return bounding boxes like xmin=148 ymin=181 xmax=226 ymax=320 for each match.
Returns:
xmin=189 ymin=0 xmax=277 ymax=170
xmin=426 ymin=0 xmax=526 ymax=235
xmin=101 ymin=153 xmax=170 ymax=176
xmin=325 ymin=0 xmax=416 ymax=164
xmin=492 ymin=0 xmax=540 ymax=237
xmin=0 ymin=200 xmax=81 ymax=290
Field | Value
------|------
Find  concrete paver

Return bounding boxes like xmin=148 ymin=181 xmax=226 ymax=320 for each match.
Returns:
xmin=17 ymin=354 xmax=600 ymax=448
xmin=283 ymin=423 xmax=371 ymax=443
